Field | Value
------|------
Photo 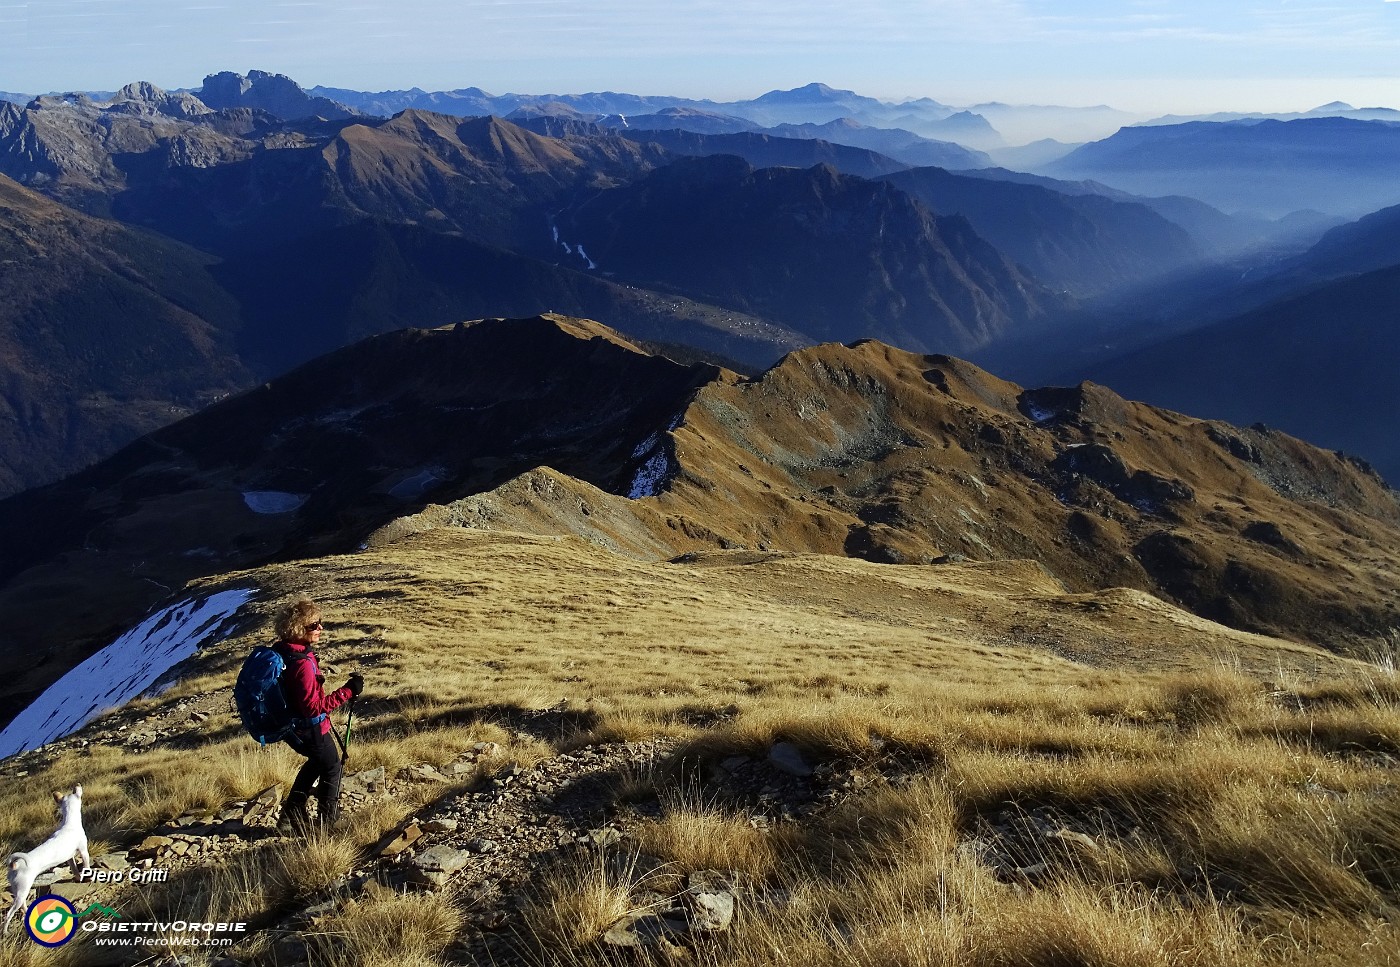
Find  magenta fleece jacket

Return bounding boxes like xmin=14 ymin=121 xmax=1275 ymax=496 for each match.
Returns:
xmin=279 ymin=640 xmax=352 ymax=736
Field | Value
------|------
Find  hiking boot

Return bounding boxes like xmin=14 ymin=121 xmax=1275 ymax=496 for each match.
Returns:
xmin=310 ymin=809 xmax=346 ymax=836
xmin=276 ymin=803 xmax=310 ymax=836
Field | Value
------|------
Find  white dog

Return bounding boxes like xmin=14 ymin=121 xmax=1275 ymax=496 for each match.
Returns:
xmin=4 ymin=785 xmax=90 ymax=934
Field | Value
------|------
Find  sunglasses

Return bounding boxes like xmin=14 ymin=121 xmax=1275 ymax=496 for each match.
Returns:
xmin=310 ymin=621 xmax=323 ymax=631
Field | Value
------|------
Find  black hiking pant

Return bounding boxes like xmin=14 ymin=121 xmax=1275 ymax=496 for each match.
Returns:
xmin=284 ymin=727 xmax=342 ymax=825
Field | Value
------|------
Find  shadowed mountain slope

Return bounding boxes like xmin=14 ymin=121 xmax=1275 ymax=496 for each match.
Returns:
xmin=879 ymin=167 xmax=1201 ymax=296
xmin=955 ymin=166 xmax=1312 ymax=256
xmin=214 ymin=219 xmax=808 ymax=374
xmin=0 ymin=182 xmax=802 ymax=496
xmin=1080 ymin=264 xmax=1400 ymax=485
xmin=1293 ymin=202 xmax=1400 ymax=280
xmin=557 ymin=156 xmax=1059 ymax=353
xmin=0 ymin=174 xmax=250 ymax=494
xmin=764 ymin=118 xmax=991 ymax=169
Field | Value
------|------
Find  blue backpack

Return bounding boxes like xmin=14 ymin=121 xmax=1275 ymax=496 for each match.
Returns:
xmin=233 ymin=645 xmax=326 ymax=746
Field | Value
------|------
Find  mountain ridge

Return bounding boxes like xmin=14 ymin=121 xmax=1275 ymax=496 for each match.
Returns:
xmin=2 ymin=314 xmax=1396 ymax=728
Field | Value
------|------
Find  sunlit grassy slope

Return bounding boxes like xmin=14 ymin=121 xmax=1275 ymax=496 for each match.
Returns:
xmin=2 ymin=529 xmax=1396 ymax=965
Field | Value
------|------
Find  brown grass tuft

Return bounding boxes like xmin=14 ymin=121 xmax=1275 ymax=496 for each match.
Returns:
xmin=1160 ymin=668 xmax=1265 ymax=731
xmin=517 ymin=851 xmax=670 ymax=953
xmin=306 ymin=881 xmax=464 ymax=967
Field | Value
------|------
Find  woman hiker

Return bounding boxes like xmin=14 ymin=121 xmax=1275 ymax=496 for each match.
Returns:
xmin=274 ymin=597 xmax=363 ymax=833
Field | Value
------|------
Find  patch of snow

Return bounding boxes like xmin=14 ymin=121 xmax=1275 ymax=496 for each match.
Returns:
xmin=631 ymin=431 xmax=662 ymax=460
xmin=1026 ymin=404 xmax=1056 ymax=423
xmin=562 ymin=241 xmax=573 ymax=255
xmin=626 ymin=413 xmax=684 ymax=499
xmin=389 ymin=468 xmax=445 ymax=500
xmin=577 ymin=244 xmax=597 ymax=270
xmin=242 ymin=491 xmax=306 ymax=514
xmin=0 ymin=589 xmax=254 ymax=759
xmin=628 ymin=450 xmax=673 ymax=499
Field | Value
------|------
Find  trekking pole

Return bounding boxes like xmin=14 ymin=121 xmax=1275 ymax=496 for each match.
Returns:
xmin=342 ymin=698 xmax=355 ymax=766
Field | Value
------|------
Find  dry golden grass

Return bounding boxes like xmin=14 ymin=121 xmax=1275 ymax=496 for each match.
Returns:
xmin=519 ymin=851 xmax=673 ymax=952
xmin=134 ymin=839 xmax=289 ymax=924
xmin=0 ymin=925 xmax=103 ymax=967
xmin=0 ymin=741 xmax=300 ymax=854
xmin=519 ymin=662 xmax=1397 ymax=965
xmin=633 ymin=802 xmax=789 ymax=878
xmin=3 ymin=531 xmax=1398 ymax=965
xmin=306 ymin=880 xmax=464 ymax=967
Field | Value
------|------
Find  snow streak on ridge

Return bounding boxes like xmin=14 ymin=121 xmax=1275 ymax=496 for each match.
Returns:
xmin=0 ymin=589 xmax=254 ymax=759
xmin=627 ymin=413 xmax=684 ymax=499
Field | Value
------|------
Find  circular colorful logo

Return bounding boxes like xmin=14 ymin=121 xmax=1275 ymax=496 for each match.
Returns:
xmin=26 ymin=896 xmax=77 ymax=946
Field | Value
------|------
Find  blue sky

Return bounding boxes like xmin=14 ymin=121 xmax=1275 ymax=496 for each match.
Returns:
xmin=3 ymin=0 xmax=1399 ymax=115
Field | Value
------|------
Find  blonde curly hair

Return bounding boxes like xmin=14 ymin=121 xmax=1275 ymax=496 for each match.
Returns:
xmin=275 ymin=596 xmax=322 ymax=642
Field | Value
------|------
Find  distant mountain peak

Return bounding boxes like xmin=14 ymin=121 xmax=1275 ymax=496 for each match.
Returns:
xmin=199 ymin=69 xmax=356 ymax=121
xmin=754 ymin=82 xmax=864 ymax=105
xmin=898 ymin=96 xmax=952 ymax=110
xmin=112 ymin=81 xmax=211 ymax=119
xmin=115 ymin=80 xmax=166 ymax=100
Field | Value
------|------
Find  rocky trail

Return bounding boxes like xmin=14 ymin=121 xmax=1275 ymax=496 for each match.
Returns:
xmin=2 ymin=692 xmax=924 ymax=966
xmin=6 ymin=662 xmax=1397 ymax=967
